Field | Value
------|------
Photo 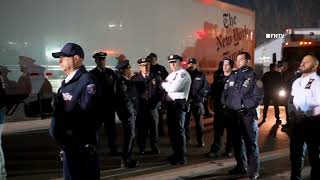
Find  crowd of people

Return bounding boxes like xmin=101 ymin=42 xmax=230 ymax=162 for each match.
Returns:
xmin=0 ymin=42 xmax=319 ymax=180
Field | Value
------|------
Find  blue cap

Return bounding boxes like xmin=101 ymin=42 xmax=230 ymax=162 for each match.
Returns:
xmin=52 ymin=43 xmax=84 ymax=58
xmin=168 ymin=54 xmax=182 ymax=63
xmin=115 ymin=60 xmax=130 ymax=69
xmin=187 ymin=58 xmax=197 ymax=64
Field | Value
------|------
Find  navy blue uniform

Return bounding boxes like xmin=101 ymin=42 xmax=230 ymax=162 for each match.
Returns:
xmin=209 ymin=71 xmax=233 ymax=155
xmin=115 ymin=75 xmax=137 ymax=160
xmin=90 ymin=67 xmax=118 ymax=153
xmin=131 ymin=72 xmax=163 ymax=153
xmin=221 ymin=66 xmax=263 ymax=177
xmin=185 ymin=69 xmax=209 ymax=146
xmin=150 ymin=63 xmax=168 ymax=136
xmin=151 ymin=64 xmax=168 ymax=81
xmin=50 ymin=65 xmax=101 ymax=180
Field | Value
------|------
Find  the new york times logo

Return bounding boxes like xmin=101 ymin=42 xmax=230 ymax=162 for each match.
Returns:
xmin=265 ymin=34 xmax=284 ymax=39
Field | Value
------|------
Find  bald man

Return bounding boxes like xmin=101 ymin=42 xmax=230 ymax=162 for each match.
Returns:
xmin=288 ymin=55 xmax=320 ymax=180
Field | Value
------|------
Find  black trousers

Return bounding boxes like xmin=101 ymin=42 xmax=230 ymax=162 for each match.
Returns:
xmin=166 ymin=100 xmax=187 ymax=160
xmin=63 ymin=145 xmax=100 ymax=180
xmin=117 ymin=107 xmax=136 ymax=160
xmin=262 ymin=95 xmax=280 ymax=121
xmin=290 ymin=116 xmax=320 ymax=180
xmin=103 ymin=108 xmax=117 ymax=151
xmin=228 ymin=109 xmax=260 ymax=177
xmin=136 ymin=103 xmax=160 ymax=150
xmin=210 ymin=107 xmax=232 ymax=153
xmin=184 ymin=101 xmax=204 ymax=144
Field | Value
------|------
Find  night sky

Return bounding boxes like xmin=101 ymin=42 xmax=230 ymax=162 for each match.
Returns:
xmin=221 ymin=0 xmax=320 ymax=46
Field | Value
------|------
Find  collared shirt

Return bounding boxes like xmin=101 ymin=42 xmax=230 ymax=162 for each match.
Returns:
xmin=64 ymin=69 xmax=79 ymax=84
xmin=292 ymin=72 xmax=320 ymax=116
xmin=161 ymin=68 xmax=191 ymax=101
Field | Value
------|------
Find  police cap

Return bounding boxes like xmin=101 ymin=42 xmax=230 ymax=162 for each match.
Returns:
xmin=187 ymin=58 xmax=197 ymax=64
xmin=52 ymin=43 xmax=84 ymax=58
xmin=137 ymin=58 xmax=150 ymax=64
xmin=115 ymin=60 xmax=130 ymax=70
xmin=168 ymin=54 xmax=182 ymax=63
xmin=147 ymin=53 xmax=157 ymax=59
xmin=93 ymin=52 xmax=107 ymax=59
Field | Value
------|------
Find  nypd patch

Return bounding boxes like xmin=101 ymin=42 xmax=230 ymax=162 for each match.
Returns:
xmin=181 ymin=72 xmax=186 ymax=78
xmin=87 ymin=84 xmax=96 ymax=94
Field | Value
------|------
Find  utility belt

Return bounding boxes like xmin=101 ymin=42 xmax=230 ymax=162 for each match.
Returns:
xmin=167 ymin=99 xmax=190 ymax=112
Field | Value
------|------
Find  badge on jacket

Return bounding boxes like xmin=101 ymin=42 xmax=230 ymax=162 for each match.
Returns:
xmin=87 ymin=84 xmax=96 ymax=94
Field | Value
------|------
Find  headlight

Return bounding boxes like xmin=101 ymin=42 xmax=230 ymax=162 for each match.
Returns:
xmin=278 ymin=89 xmax=286 ymax=97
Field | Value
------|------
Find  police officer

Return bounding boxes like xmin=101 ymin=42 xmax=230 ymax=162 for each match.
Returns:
xmin=114 ymin=60 xmax=138 ymax=168
xmin=147 ymin=53 xmax=169 ymax=136
xmin=221 ymin=52 xmax=263 ymax=180
xmin=184 ymin=58 xmax=209 ymax=147
xmin=261 ymin=63 xmax=282 ymax=124
xmin=50 ymin=43 xmax=101 ymax=180
xmin=90 ymin=52 xmax=119 ymax=156
xmin=162 ymin=54 xmax=191 ymax=165
xmin=131 ymin=58 xmax=163 ymax=155
xmin=288 ymin=55 xmax=320 ymax=180
xmin=206 ymin=59 xmax=234 ymax=158
xmin=147 ymin=53 xmax=169 ymax=80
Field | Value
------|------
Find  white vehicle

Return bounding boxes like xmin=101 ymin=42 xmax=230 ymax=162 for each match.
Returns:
xmin=255 ymin=28 xmax=320 ymax=74
xmin=1 ymin=0 xmax=255 ymax=118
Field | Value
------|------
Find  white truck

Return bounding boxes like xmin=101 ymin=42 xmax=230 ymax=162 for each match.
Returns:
xmin=0 ymin=0 xmax=255 ymax=118
xmin=255 ymin=28 xmax=320 ymax=74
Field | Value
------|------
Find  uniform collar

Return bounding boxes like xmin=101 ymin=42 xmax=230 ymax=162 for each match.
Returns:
xmin=65 ymin=69 xmax=79 ymax=84
xmin=301 ymin=72 xmax=317 ymax=80
xmin=97 ymin=67 xmax=105 ymax=72
xmin=64 ymin=66 xmax=86 ymax=84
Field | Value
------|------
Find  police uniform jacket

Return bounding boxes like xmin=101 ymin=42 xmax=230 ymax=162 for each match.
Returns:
xmin=115 ymin=75 xmax=137 ymax=116
xmin=131 ymin=72 xmax=163 ymax=109
xmin=151 ymin=64 xmax=169 ymax=81
xmin=90 ymin=67 xmax=117 ymax=105
xmin=221 ymin=66 xmax=263 ymax=111
xmin=211 ymin=71 xmax=233 ymax=107
xmin=161 ymin=68 xmax=191 ymax=101
xmin=187 ymin=69 xmax=209 ymax=102
xmin=50 ymin=66 xmax=101 ymax=147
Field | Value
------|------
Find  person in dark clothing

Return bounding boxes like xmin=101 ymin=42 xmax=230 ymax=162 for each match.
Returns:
xmin=206 ymin=59 xmax=234 ymax=158
xmin=261 ymin=63 xmax=282 ymax=124
xmin=50 ymin=43 xmax=101 ymax=180
xmin=221 ymin=52 xmax=263 ymax=180
xmin=114 ymin=60 xmax=139 ymax=168
xmin=131 ymin=58 xmax=163 ymax=155
xmin=90 ymin=52 xmax=120 ymax=156
xmin=184 ymin=58 xmax=209 ymax=147
xmin=147 ymin=53 xmax=168 ymax=137
xmin=147 ymin=53 xmax=168 ymax=80
xmin=281 ymin=62 xmax=299 ymax=129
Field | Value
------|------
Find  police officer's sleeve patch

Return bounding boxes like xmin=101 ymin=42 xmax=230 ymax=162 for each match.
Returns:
xmin=87 ymin=84 xmax=96 ymax=94
xmin=181 ymin=72 xmax=186 ymax=78
xmin=256 ymin=80 xmax=263 ymax=88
